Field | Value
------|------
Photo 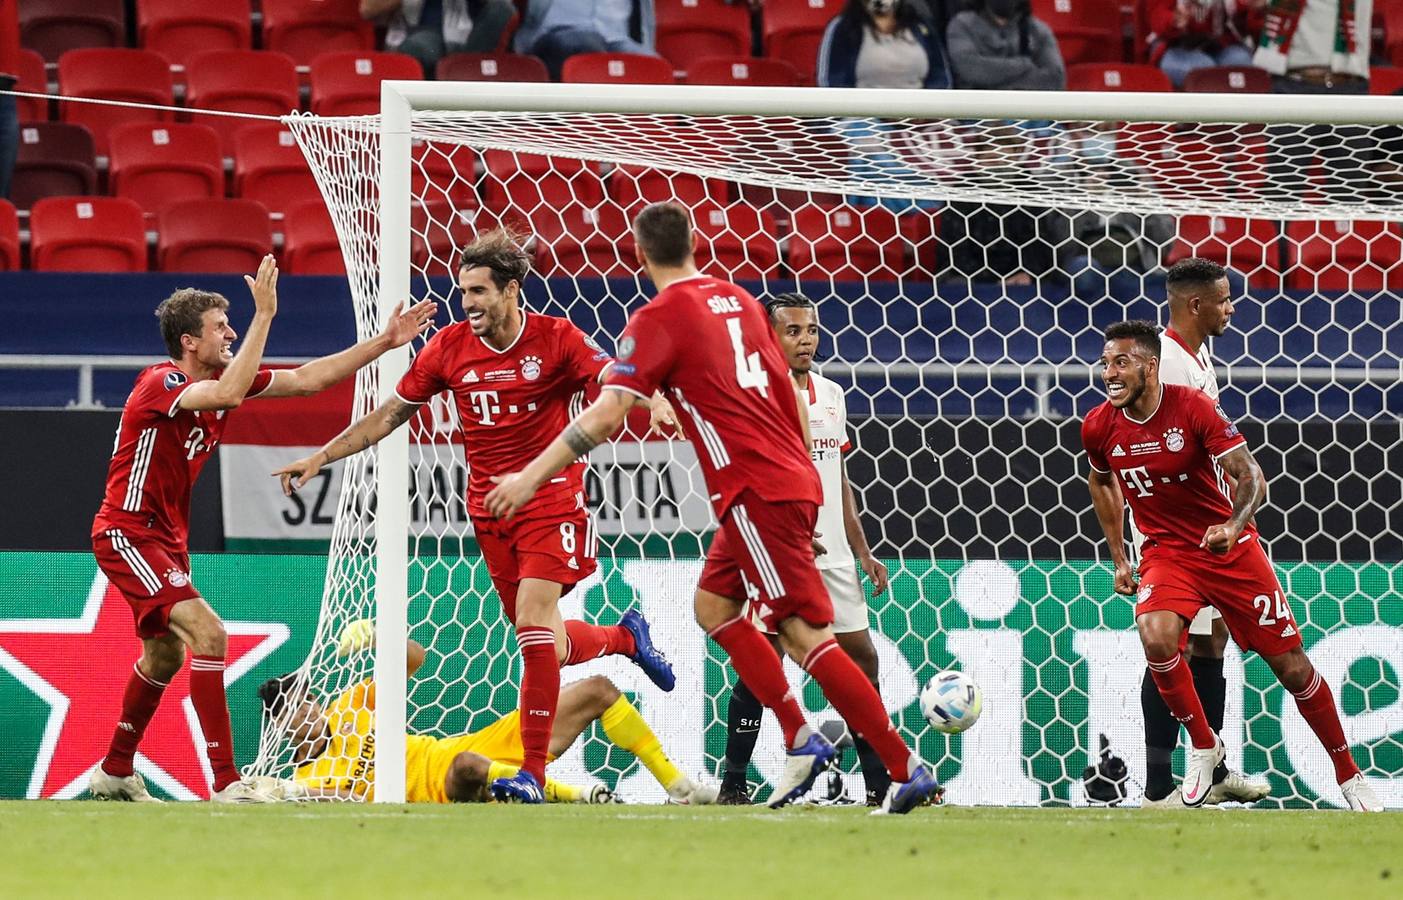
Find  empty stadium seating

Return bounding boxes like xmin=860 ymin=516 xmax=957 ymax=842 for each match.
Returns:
xmin=686 ymin=57 xmax=801 ymax=87
xmin=1030 ymin=0 xmax=1123 ymax=66
xmin=185 ymin=50 xmax=302 ymax=155
xmin=534 ymin=203 xmax=637 ymax=278
xmin=609 ymin=166 xmax=729 ymax=212
xmin=1182 ymin=66 xmax=1274 ymax=94
xmin=482 ymin=151 xmax=607 ymax=219
xmin=260 ymin=0 xmax=376 ymax=65
xmin=15 ymin=49 xmax=48 ymax=122
xmin=0 ymin=202 xmax=19 ymax=271
xmin=282 ymin=202 xmax=345 ymax=275
xmin=10 ymin=123 xmax=98 ymax=212
xmin=655 ymin=0 xmax=752 ymax=76
xmin=58 ymin=48 xmax=175 ymax=155
xmin=19 ymin=0 xmax=125 ymax=63
xmin=789 ymin=204 xmax=904 ymax=282
xmin=137 ymin=0 xmax=253 ymax=67
xmin=413 ymin=139 xmax=481 ymax=216
xmin=691 ymin=203 xmax=780 ymax=280
xmin=763 ymin=0 xmax=841 ymax=85
xmin=560 ymin=52 xmax=675 ymax=85
xmin=234 ymin=124 xmax=323 ymax=216
xmin=1065 ymin=63 xmax=1173 ymax=93
xmin=310 ymin=51 xmax=424 ymax=117
xmin=29 ymin=197 xmax=148 ymax=272
xmin=435 ymin=52 xmax=549 ymax=83
xmin=1166 ymin=216 xmax=1283 ymax=289
xmin=109 ymin=123 xmax=225 ymax=217
xmin=1286 ymin=220 xmax=1403 ymax=292
xmin=158 ymin=199 xmax=273 ymax=273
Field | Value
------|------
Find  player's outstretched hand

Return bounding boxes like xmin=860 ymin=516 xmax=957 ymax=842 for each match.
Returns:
xmin=337 ymin=618 xmax=376 ymax=656
xmin=486 ymin=472 xmax=537 ymax=519
xmin=274 ymin=454 xmax=323 ymax=496
xmin=1113 ymin=560 xmax=1137 ymax=595
xmin=244 ymin=254 xmax=279 ymax=317
xmin=648 ymin=393 xmax=684 ymax=439
xmin=1200 ymin=522 xmax=1240 ymax=555
xmin=861 ymin=554 xmax=890 ymax=596
xmin=381 ymin=299 xmax=438 ymax=348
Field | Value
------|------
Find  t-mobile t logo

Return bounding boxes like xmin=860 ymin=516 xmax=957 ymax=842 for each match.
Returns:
xmin=469 ymin=390 xmax=501 ymax=425
xmin=1119 ymin=465 xmax=1156 ymax=498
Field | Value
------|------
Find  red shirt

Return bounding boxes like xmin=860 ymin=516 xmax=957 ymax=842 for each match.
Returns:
xmin=604 ymin=274 xmax=821 ymax=518
xmin=395 ymin=312 xmax=611 ymax=519
xmin=93 ymin=362 xmax=276 ymax=550
xmin=0 ymin=0 xmax=19 ymax=79
xmin=1082 ymin=383 xmax=1250 ymax=554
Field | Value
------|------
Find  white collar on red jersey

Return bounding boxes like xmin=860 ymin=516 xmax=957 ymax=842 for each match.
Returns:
xmin=480 ymin=310 xmax=529 ymax=355
xmin=1121 ymin=384 xmax=1165 ymax=425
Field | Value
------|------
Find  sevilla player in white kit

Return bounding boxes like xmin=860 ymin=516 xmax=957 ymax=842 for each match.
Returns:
xmin=487 ymin=203 xmax=939 ymax=814
xmin=1083 ymin=320 xmax=1381 ymax=811
xmin=276 ymin=230 xmax=689 ymax=805
xmin=90 ymin=255 xmax=437 ymax=803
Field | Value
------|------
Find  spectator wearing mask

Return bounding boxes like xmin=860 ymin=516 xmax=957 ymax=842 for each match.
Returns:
xmin=1146 ymin=0 xmax=1265 ymax=88
xmin=816 ymin=0 xmax=952 ymax=90
xmin=945 ymin=0 xmax=1064 ymax=90
xmin=361 ymin=0 xmax=517 ymax=75
xmin=0 ymin=0 xmax=18 ymax=198
xmin=514 ymin=0 xmax=659 ymax=81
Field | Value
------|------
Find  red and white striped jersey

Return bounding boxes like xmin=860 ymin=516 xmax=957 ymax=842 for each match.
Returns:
xmin=604 ymin=274 xmax=821 ymax=518
xmin=93 ymin=361 xmax=275 ymax=551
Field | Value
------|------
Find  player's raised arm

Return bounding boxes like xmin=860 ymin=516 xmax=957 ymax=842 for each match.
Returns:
xmin=1200 ymin=445 xmax=1267 ymax=554
xmin=177 ymin=254 xmax=279 ymax=411
xmin=273 ymin=394 xmax=421 ymax=495
xmin=258 ymin=299 xmax=437 ymax=399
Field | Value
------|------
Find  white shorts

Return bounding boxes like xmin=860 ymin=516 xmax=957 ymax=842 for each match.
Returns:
xmin=746 ymin=564 xmax=870 ymax=634
xmin=1188 ymin=604 xmax=1222 ymax=637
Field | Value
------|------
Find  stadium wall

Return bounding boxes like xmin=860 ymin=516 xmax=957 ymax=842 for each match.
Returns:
xmin=0 ymin=551 xmax=1399 ymax=806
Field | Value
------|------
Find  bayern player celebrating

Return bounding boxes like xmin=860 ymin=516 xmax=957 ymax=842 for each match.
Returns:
xmin=487 ymin=203 xmax=939 ymax=814
xmin=274 ymin=230 xmax=684 ymax=805
xmin=717 ymin=292 xmax=894 ymax=807
xmin=90 ymin=255 xmax=438 ymax=803
xmin=1083 ymin=321 xmax=1381 ymax=811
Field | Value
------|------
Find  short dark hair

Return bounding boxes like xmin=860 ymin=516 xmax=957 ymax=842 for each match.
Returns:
xmin=1103 ymin=320 xmax=1161 ymax=358
xmin=764 ymin=292 xmax=816 ymax=321
xmin=154 ymin=289 xmax=229 ymax=359
xmin=258 ymin=672 xmax=304 ymax=720
xmin=457 ymin=228 xmax=530 ymax=290
xmin=1165 ymin=257 xmax=1227 ymax=293
xmin=633 ymin=202 xmax=694 ymax=268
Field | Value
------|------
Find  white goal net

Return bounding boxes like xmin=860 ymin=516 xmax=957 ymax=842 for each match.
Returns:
xmin=250 ymin=84 xmax=1403 ymax=808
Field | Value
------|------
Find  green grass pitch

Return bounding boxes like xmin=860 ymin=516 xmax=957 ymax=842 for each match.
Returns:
xmin=1 ymin=802 xmax=1397 ymax=898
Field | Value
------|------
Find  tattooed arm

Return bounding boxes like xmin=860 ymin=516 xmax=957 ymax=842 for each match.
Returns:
xmin=273 ymin=396 xmax=421 ymax=495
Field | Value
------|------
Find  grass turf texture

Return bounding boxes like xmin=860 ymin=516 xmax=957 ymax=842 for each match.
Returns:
xmin=1 ymin=802 xmax=1397 ymax=898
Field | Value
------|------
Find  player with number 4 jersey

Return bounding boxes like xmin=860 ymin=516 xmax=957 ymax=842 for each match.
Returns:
xmin=1082 ymin=320 xmax=1381 ymax=812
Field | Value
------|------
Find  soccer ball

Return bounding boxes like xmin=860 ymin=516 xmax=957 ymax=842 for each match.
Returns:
xmin=919 ymin=670 xmax=983 ymax=735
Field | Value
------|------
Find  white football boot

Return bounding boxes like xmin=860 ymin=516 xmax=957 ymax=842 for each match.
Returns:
xmin=1180 ymin=734 xmax=1224 ymax=807
xmin=1140 ymin=788 xmax=1182 ymax=809
xmin=211 ymin=777 xmax=277 ymax=803
xmin=1206 ymin=769 xmax=1271 ymax=805
xmin=666 ymin=775 xmax=719 ymax=805
xmin=89 ymin=767 xmax=162 ymax=802
xmin=1341 ymin=774 xmax=1384 ymax=812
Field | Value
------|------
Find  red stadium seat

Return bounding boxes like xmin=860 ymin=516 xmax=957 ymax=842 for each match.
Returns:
xmin=185 ymin=50 xmax=301 ymax=156
xmin=282 ymin=201 xmax=345 ymax=275
xmin=15 ymin=49 xmax=49 ymax=122
xmin=608 ymin=166 xmax=729 ymax=211
xmin=0 ymin=201 xmax=19 ymax=271
xmin=234 ymin=124 xmax=323 ymax=216
xmin=686 ymin=57 xmax=801 ymax=86
xmin=158 ymin=199 xmax=273 ymax=273
xmin=692 ymin=202 xmax=780 ymax=281
xmin=534 ymin=203 xmax=637 ymax=278
xmin=763 ymin=0 xmax=842 ymax=85
xmin=1370 ymin=67 xmax=1403 ymax=95
xmin=109 ymin=122 xmax=225 ymax=218
xmin=1387 ymin=5 xmax=1403 ymax=67
xmin=1182 ymin=66 xmax=1274 ymax=94
xmin=10 ymin=123 xmax=98 ymax=212
xmin=1066 ymin=63 xmax=1173 ymax=92
xmin=413 ymin=139 xmax=481 ymax=217
xmin=1029 ymin=0 xmax=1123 ymax=66
xmin=58 ymin=48 xmax=175 ymax=155
xmin=137 ymin=0 xmax=253 ymax=67
xmin=788 ymin=204 xmax=903 ymax=282
xmin=1286 ymin=220 xmax=1403 ymax=292
xmin=411 ymin=207 xmax=502 ymax=274
xmin=561 ymin=52 xmax=675 ymax=84
xmin=260 ymin=0 xmax=376 ymax=66
xmin=1166 ymin=216 xmax=1282 ymax=289
xmin=482 ymin=150 xmax=606 ymax=220
xmin=310 ymin=51 xmax=424 ymax=117
xmin=435 ymin=52 xmax=549 ymax=82
xmin=29 ymin=197 xmax=148 ymax=272
xmin=19 ymin=0 xmax=126 ymax=63
xmin=655 ymin=0 xmax=752 ymax=76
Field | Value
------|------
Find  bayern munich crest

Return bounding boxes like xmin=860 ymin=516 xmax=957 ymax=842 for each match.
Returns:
xmin=1136 ymin=583 xmax=1153 ymax=603
xmin=521 ymin=356 xmax=542 ymax=381
xmin=1164 ymin=428 xmax=1185 ymax=452
xmin=165 ymin=569 xmax=189 ymax=588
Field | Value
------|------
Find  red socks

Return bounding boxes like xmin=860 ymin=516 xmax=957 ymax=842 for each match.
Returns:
xmin=563 ymin=620 xmax=636 ymax=665
xmin=516 ymin=626 xmax=560 ymax=784
xmin=102 ymin=663 xmax=168 ymax=778
xmin=708 ymin=616 xmax=808 ymax=746
xmin=189 ymin=655 xmax=240 ymax=791
xmin=1146 ymin=653 xmax=1216 ymax=749
xmin=802 ymin=639 xmax=914 ymax=782
xmin=1292 ymin=669 xmax=1361 ymax=784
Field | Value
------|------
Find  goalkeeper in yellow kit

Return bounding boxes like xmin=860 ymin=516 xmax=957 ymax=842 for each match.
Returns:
xmin=258 ymin=622 xmax=716 ymax=804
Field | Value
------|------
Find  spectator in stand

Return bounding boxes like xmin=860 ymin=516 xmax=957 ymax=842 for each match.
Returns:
xmin=0 ymin=0 xmax=19 ymax=199
xmin=945 ymin=0 xmax=1064 ymax=90
xmin=1062 ymin=161 xmax=1175 ymax=301
xmin=1254 ymin=0 xmax=1371 ymax=94
xmin=1147 ymin=0 xmax=1265 ymax=89
xmin=514 ymin=0 xmax=659 ymax=81
xmin=816 ymin=0 xmax=951 ymax=90
xmin=360 ymin=0 xmax=517 ymax=75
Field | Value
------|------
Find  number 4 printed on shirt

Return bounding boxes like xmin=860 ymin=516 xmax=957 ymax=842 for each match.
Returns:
xmin=726 ymin=318 xmax=769 ymax=398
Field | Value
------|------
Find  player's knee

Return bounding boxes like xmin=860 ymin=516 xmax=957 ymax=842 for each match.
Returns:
xmin=1271 ymin=651 xmax=1314 ymax=693
xmin=582 ymin=675 xmax=620 ymax=711
xmin=1136 ymin=625 xmax=1178 ymax=661
xmin=445 ymin=752 xmax=492 ymax=803
xmin=191 ymin=619 xmax=228 ymax=657
xmin=141 ymin=642 xmax=184 ymax=681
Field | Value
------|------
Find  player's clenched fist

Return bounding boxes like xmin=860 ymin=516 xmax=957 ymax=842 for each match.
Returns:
xmin=244 ymin=254 xmax=279 ymax=317
xmin=1199 ymin=522 xmax=1241 ymax=555
xmin=274 ymin=453 xmax=324 ymax=496
xmin=1113 ymin=560 xmax=1137 ymax=595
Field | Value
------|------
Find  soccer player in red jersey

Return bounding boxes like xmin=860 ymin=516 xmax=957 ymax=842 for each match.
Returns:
xmin=275 ymin=230 xmax=681 ymax=804
xmin=1083 ymin=320 xmax=1382 ymax=811
xmin=486 ymin=203 xmax=940 ymax=814
xmin=90 ymin=255 xmax=438 ymax=803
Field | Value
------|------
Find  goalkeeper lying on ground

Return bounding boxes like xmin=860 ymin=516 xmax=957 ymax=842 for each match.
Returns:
xmin=258 ymin=623 xmax=716 ymax=805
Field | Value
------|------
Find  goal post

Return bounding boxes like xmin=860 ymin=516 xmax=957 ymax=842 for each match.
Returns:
xmin=250 ymin=82 xmax=1403 ymax=809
